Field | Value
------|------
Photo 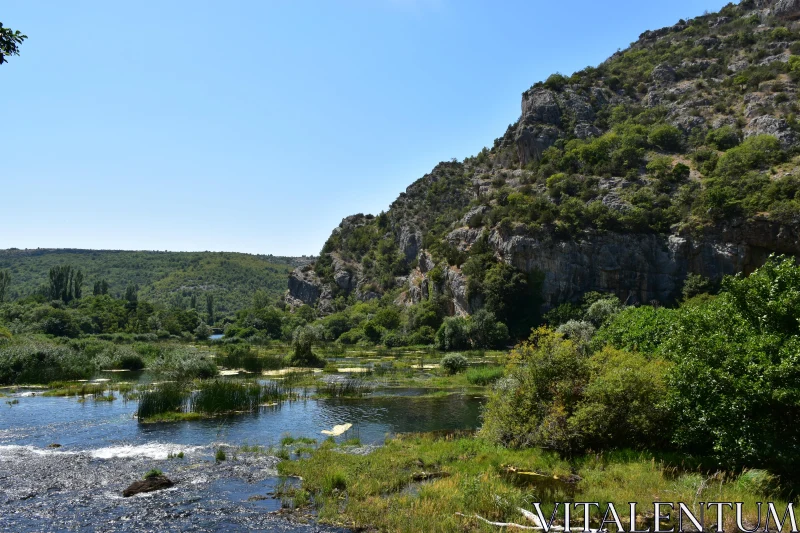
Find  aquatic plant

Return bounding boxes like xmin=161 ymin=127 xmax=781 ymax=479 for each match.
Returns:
xmin=316 ymin=379 xmax=372 ymax=398
xmin=136 ymin=382 xmax=188 ymax=419
xmin=190 ymin=380 xmax=285 ymax=414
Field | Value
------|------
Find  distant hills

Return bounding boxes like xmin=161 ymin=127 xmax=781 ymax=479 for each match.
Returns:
xmin=0 ymin=249 xmax=314 ymax=314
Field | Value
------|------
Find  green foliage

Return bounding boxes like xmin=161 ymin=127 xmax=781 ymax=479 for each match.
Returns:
xmin=215 ymin=448 xmax=227 ymax=462
xmin=594 ymin=305 xmax=679 ymax=354
xmin=0 ymin=23 xmax=26 ymax=65
xmin=434 ymin=317 xmax=470 ymax=351
xmin=137 ymin=382 xmax=188 ymax=420
xmin=0 ymin=339 xmax=95 ymax=384
xmin=0 ymin=249 xmax=304 ymax=315
xmin=144 ymin=469 xmax=163 ymax=480
xmin=0 ymin=270 xmax=9 ymax=303
xmin=682 ymin=273 xmax=713 ymax=300
xmin=648 ymin=124 xmax=683 ymax=152
xmin=664 ymin=257 xmax=800 ymax=473
xmin=482 ymin=329 xmax=671 ymax=454
xmin=291 ymin=325 xmax=324 ymax=367
xmin=705 ymin=126 xmax=741 ymax=151
xmin=440 ymin=353 xmax=468 ymax=375
xmin=465 ymin=365 xmax=504 ymax=385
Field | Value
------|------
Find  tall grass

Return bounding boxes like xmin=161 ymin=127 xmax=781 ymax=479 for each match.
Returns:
xmin=190 ymin=380 xmax=284 ymax=414
xmin=465 ymin=366 xmax=504 ymax=386
xmin=137 ymin=382 xmax=188 ymax=419
xmin=137 ymin=380 xmax=289 ymax=419
xmin=317 ymin=378 xmax=373 ymax=398
xmin=217 ymin=345 xmax=284 ymax=373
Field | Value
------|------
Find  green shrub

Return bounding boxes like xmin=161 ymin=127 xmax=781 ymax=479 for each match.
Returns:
xmin=144 ymin=469 xmax=163 ymax=480
xmin=569 ymin=346 xmax=672 ymax=450
xmin=705 ymin=126 xmax=740 ymax=151
xmin=440 ymin=353 xmax=468 ymax=375
xmin=0 ymin=340 xmax=95 ymax=384
xmin=648 ymin=124 xmax=683 ymax=152
xmin=714 ymin=135 xmax=783 ymax=178
xmin=665 ymin=256 xmax=800 ymax=474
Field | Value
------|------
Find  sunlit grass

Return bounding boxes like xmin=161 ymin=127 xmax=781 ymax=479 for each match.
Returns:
xmin=278 ymin=434 xmax=786 ymax=533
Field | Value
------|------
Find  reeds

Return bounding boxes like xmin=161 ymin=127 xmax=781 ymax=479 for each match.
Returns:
xmin=317 ymin=378 xmax=373 ymax=398
xmin=190 ymin=380 xmax=284 ymax=414
xmin=137 ymin=380 xmax=289 ymax=420
xmin=136 ymin=382 xmax=188 ymax=419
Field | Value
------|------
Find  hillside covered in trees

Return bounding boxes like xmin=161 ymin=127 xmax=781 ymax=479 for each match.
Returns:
xmin=0 ymin=249 xmax=313 ymax=315
xmin=286 ymin=0 xmax=800 ymax=347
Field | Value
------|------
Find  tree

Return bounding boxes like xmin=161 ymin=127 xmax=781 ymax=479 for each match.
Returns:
xmin=0 ymin=23 xmax=27 ymax=65
xmin=0 ymin=270 xmax=10 ymax=303
xmin=74 ymin=270 xmax=84 ymax=300
xmin=291 ymin=325 xmax=323 ymax=367
xmin=190 ymin=293 xmax=197 ymax=309
xmin=93 ymin=279 xmax=109 ymax=296
xmin=48 ymin=265 xmax=83 ymax=303
xmin=252 ymin=289 xmax=270 ymax=310
xmin=124 ymin=284 xmax=138 ymax=308
xmin=206 ymin=293 xmax=215 ymax=325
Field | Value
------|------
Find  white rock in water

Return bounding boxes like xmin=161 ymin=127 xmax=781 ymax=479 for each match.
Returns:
xmin=321 ymin=423 xmax=352 ymax=436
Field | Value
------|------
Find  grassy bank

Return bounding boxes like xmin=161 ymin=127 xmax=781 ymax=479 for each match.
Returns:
xmin=277 ymin=433 xmax=784 ymax=533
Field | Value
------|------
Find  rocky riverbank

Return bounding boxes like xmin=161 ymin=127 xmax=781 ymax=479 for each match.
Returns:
xmin=0 ymin=445 xmax=346 ymax=532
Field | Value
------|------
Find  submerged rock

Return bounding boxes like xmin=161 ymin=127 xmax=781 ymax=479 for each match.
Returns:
xmin=122 ymin=475 xmax=175 ymax=497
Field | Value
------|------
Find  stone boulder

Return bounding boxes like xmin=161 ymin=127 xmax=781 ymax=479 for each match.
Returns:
xmin=651 ymin=64 xmax=677 ymax=84
xmin=122 ymin=475 xmax=174 ymax=497
xmin=745 ymin=116 xmax=798 ymax=149
xmin=774 ymin=0 xmax=800 ymax=19
xmin=287 ymin=267 xmax=323 ymax=305
xmin=515 ymin=124 xmax=560 ymax=167
xmin=521 ymin=88 xmax=561 ymax=125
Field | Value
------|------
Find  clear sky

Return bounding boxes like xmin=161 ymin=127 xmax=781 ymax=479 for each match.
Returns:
xmin=3 ymin=0 xmax=730 ymax=256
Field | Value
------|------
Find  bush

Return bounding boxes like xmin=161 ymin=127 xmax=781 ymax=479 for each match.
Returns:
xmin=440 ymin=353 xmax=468 ymax=375
xmin=569 ymin=346 xmax=672 ymax=451
xmin=0 ymin=340 xmax=95 ymax=384
xmin=705 ymin=126 xmax=740 ymax=151
xmin=682 ymin=273 xmax=713 ymax=300
xmin=584 ymin=297 xmax=623 ymax=327
xmin=665 ymin=257 xmax=800 ymax=474
xmin=648 ymin=124 xmax=683 ymax=152
xmin=291 ymin=326 xmax=324 ymax=367
xmin=481 ymin=328 xmax=587 ymax=451
xmin=714 ymin=135 xmax=783 ymax=178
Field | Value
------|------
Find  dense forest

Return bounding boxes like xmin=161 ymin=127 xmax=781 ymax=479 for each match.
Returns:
xmin=0 ymin=249 xmax=313 ymax=314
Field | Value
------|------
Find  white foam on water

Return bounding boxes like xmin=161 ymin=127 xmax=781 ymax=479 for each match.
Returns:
xmin=88 ymin=443 xmax=205 ymax=460
xmin=0 ymin=444 xmax=76 ymax=459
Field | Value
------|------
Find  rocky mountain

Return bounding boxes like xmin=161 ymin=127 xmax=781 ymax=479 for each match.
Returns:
xmin=288 ymin=0 xmax=800 ymax=321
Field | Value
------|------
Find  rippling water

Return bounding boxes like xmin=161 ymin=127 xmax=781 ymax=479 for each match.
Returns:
xmin=0 ymin=390 xmax=484 ymax=532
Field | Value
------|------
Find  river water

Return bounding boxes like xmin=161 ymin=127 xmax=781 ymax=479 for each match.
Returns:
xmin=0 ymin=388 xmax=484 ymax=532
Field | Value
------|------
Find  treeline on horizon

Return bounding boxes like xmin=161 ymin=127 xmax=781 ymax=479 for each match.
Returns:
xmin=0 ymin=249 xmax=307 ymax=314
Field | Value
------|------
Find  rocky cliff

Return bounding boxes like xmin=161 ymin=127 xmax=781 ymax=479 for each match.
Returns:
xmin=289 ymin=0 xmax=800 ymax=319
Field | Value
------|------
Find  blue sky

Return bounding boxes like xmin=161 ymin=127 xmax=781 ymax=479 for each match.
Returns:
xmin=3 ymin=0 xmax=730 ymax=256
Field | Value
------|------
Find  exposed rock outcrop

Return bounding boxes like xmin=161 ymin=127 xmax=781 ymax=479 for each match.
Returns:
xmin=122 ymin=475 xmax=175 ymax=497
xmin=774 ymin=0 xmax=800 ymax=19
xmin=286 ymin=267 xmax=323 ymax=306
